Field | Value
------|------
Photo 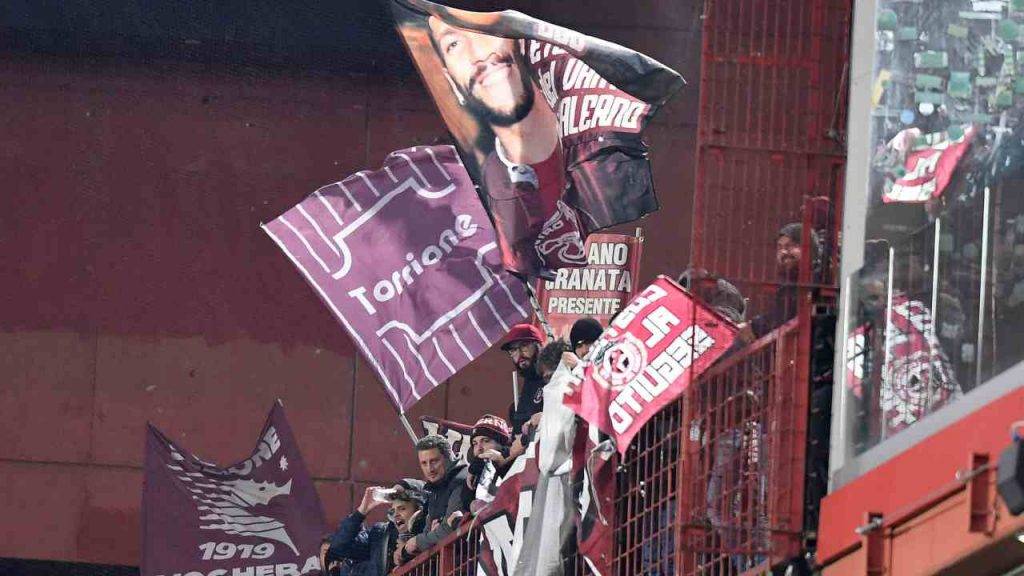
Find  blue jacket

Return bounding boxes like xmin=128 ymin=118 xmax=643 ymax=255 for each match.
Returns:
xmin=327 ymin=511 xmax=394 ymax=576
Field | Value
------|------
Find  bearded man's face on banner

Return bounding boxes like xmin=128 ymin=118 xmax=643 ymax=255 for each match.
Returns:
xmin=428 ymin=17 xmax=535 ymax=127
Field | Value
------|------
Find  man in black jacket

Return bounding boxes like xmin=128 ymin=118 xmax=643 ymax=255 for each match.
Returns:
xmin=400 ymin=435 xmax=471 ymax=558
xmin=499 ymin=323 xmax=547 ymax=436
xmin=325 ymin=479 xmax=426 ymax=576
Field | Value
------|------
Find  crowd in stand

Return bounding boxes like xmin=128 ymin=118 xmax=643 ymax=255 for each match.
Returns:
xmin=317 ymin=223 xmax=828 ymax=576
xmin=318 ymin=317 xmax=605 ymax=576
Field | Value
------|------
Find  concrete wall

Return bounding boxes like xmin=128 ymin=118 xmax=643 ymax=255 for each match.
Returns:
xmin=0 ymin=1 xmax=701 ymax=566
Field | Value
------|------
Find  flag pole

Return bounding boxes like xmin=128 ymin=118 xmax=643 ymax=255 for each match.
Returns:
xmin=512 ymin=371 xmax=520 ymax=411
xmin=524 ymin=278 xmax=555 ymax=340
xmin=399 ymin=413 xmax=419 ymax=445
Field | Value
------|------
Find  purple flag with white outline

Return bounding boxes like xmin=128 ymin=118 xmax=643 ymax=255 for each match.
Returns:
xmin=141 ymin=403 xmax=326 ymax=576
xmin=263 ymin=145 xmax=530 ymax=411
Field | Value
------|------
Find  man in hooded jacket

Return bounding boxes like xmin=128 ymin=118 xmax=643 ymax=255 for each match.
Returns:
xmin=325 ymin=479 xmax=427 ymax=576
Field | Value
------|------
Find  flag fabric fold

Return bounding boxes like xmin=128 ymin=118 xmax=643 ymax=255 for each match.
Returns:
xmin=565 ymin=276 xmax=738 ymax=456
xmin=142 ymin=403 xmax=326 ymax=576
xmin=264 ymin=145 xmax=531 ymax=412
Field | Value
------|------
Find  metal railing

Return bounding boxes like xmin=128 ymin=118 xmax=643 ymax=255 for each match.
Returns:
xmin=391 ymin=318 xmax=810 ymax=576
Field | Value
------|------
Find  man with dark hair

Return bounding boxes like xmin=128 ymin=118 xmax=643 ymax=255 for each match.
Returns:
xmin=326 ymin=479 xmax=427 ymax=576
xmin=568 ymin=317 xmax=603 ymax=359
xmin=499 ymin=323 xmax=547 ymax=435
xmin=426 ymin=16 xmax=582 ymax=276
xmin=536 ymin=339 xmax=572 ymax=384
xmin=402 ymin=434 xmax=470 ymax=557
xmin=753 ymin=223 xmax=824 ymax=337
xmin=776 ymin=223 xmax=821 ymax=282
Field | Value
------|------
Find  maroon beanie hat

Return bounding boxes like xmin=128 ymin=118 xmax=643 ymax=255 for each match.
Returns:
xmin=471 ymin=414 xmax=513 ymax=447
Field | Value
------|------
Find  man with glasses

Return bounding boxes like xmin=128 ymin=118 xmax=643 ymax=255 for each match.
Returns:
xmin=499 ymin=323 xmax=547 ymax=438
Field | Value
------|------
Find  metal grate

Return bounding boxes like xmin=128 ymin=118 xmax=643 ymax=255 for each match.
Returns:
xmin=691 ymin=0 xmax=851 ymax=316
xmin=390 ymin=319 xmax=810 ymax=576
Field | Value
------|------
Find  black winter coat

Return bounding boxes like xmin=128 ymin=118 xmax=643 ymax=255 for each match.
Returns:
xmin=417 ymin=460 xmax=471 ymax=548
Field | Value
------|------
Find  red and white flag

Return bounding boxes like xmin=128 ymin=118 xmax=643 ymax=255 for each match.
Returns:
xmin=884 ymin=125 xmax=975 ymax=203
xmin=565 ymin=276 xmax=737 ymax=455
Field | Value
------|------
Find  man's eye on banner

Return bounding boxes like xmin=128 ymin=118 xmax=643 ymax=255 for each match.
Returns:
xmin=391 ymin=0 xmax=685 ymax=279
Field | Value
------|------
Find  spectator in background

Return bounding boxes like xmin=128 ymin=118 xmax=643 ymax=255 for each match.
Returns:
xmin=677 ymin=267 xmax=755 ymax=352
xmin=326 ymin=480 xmax=427 ymax=575
xmin=401 ymin=435 xmax=471 ymax=558
xmin=753 ymin=223 xmax=823 ymax=337
xmin=500 ymin=323 xmax=547 ymax=436
xmin=569 ymin=317 xmax=604 ymax=360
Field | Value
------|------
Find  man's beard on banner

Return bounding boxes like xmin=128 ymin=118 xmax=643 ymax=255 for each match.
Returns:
xmin=394 ymin=1 xmax=684 ymax=278
xmin=461 ymin=55 xmax=536 ymax=128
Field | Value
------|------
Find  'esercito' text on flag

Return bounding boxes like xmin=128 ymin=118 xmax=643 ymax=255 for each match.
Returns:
xmin=263 ymin=146 xmax=531 ymax=412
xmin=565 ymin=276 xmax=737 ymax=455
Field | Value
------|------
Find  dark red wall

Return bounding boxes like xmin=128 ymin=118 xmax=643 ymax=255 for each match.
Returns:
xmin=0 ymin=1 xmax=700 ymax=566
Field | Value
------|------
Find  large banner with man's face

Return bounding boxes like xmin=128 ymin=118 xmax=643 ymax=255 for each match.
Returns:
xmin=142 ymin=403 xmax=326 ymax=576
xmin=392 ymin=0 xmax=684 ymax=279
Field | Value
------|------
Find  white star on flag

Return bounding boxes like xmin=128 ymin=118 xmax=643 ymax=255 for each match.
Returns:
xmin=279 ymin=456 xmax=289 ymax=472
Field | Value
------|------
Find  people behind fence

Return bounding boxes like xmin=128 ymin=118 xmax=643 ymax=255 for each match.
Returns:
xmin=324 ymin=480 xmax=427 ymax=576
xmin=466 ymin=413 xmax=515 ymax=512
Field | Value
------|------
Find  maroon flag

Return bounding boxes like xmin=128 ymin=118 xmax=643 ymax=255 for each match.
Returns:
xmin=391 ymin=1 xmax=684 ymax=278
xmin=565 ymin=277 xmax=737 ymax=455
xmin=475 ymin=440 xmax=543 ymax=576
xmin=420 ymin=415 xmax=474 ymax=461
xmin=572 ymin=420 xmax=615 ymax=576
xmin=263 ymin=146 xmax=530 ymax=412
xmin=536 ymin=233 xmax=643 ymax=340
xmin=142 ymin=402 xmax=326 ymax=576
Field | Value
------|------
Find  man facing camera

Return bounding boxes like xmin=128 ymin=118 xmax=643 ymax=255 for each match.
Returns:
xmin=324 ymin=480 xmax=426 ymax=576
xmin=399 ymin=434 xmax=471 ymax=559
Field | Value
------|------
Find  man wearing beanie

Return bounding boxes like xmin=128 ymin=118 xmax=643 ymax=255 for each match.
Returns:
xmin=498 ymin=323 xmax=547 ymax=437
xmin=568 ymin=317 xmax=604 ymax=359
xmin=466 ymin=414 xmax=515 ymax=501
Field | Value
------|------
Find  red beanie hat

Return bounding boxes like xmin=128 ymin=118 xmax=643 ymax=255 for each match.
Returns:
xmin=471 ymin=414 xmax=512 ymax=446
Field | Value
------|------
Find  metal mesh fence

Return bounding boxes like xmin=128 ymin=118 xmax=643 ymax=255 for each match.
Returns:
xmin=391 ymin=319 xmax=809 ymax=576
